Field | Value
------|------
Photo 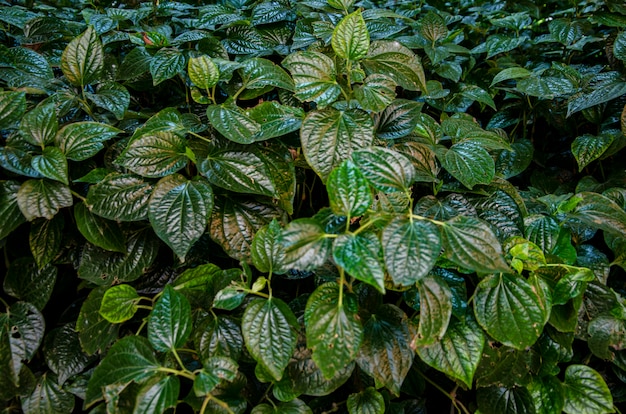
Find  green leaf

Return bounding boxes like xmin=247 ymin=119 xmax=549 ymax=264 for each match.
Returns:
xmin=374 ymin=99 xmax=424 ymax=140
xmin=252 ymin=399 xmax=312 ymax=414
xmin=29 ymin=215 xmax=64 ymax=268
xmin=0 ymin=181 xmax=26 ymax=240
xmin=588 ymin=314 xmax=626 ymax=359
xmin=477 ymin=386 xmax=536 ymax=414
xmin=188 ymin=55 xmax=219 ymax=89
xmin=0 ymin=145 xmax=42 ymax=178
xmin=61 ymin=26 xmax=103 ymax=87
xmin=282 ymin=51 xmax=342 ymax=107
xmin=150 ymin=47 xmax=185 ymax=86
xmin=19 ymin=102 xmax=58 ymax=147
xmin=332 ymin=10 xmax=370 ymax=61
xmin=246 ymin=101 xmax=304 ymax=141
xmin=56 ymin=122 xmax=122 ymax=161
xmin=333 ymin=233 xmax=385 ymax=293
xmin=496 ymin=139 xmax=534 ymax=179
xmin=491 ymin=67 xmax=532 ymax=87
xmin=382 ymin=217 xmax=441 ymax=285
xmin=563 ymin=365 xmax=614 ymax=414
xmin=85 ymin=336 xmax=160 ymax=407
xmin=354 ymin=74 xmax=396 ymax=112
xmin=21 ymin=373 xmax=75 ymax=414
xmin=305 ymin=282 xmax=363 ymax=379
xmin=74 ymin=202 xmax=126 ymax=253
xmin=356 ymin=304 xmax=414 ymax=396
xmin=419 ymin=11 xmax=448 ymax=43
xmin=148 ymin=175 xmax=213 ymax=260
xmin=440 ymin=141 xmax=495 ymax=189
xmin=209 ymin=197 xmax=280 ymax=262
xmin=0 ymin=91 xmax=26 ymax=129
xmin=44 ymin=324 xmax=93 ymax=385
xmin=301 ymin=108 xmax=374 ymax=182
xmin=17 ymin=179 xmax=72 ymax=221
xmin=238 ymin=58 xmax=294 ymax=92
xmin=572 ymin=133 xmax=615 ymax=171
xmin=31 ymin=147 xmax=68 ymax=185
xmin=362 ymin=40 xmax=427 ymax=92
xmin=206 ymin=103 xmax=260 ymax=144
xmin=194 ymin=312 xmax=243 ymax=361
xmin=76 ymin=287 xmax=120 ymax=355
xmin=417 ymin=316 xmax=485 ymax=388
xmin=148 ymin=285 xmax=192 ymax=352
xmin=116 ymin=131 xmax=188 ymax=178
xmin=281 ymin=218 xmax=332 ymax=271
xmin=529 ymin=376 xmax=565 ymax=414
xmin=86 ymin=173 xmax=153 ymax=222
xmin=242 ymin=298 xmax=298 ymax=381
xmin=415 ymin=273 xmax=452 ymax=346
xmin=568 ymin=192 xmax=626 ymax=238
xmin=3 ymin=258 xmax=56 ymax=311
xmin=353 ymin=146 xmax=417 ymax=193
xmin=474 ymin=273 xmax=550 ymax=349
xmin=441 ymin=215 xmax=510 ymax=273
xmin=251 ymin=219 xmax=287 ymax=275
xmin=78 ymin=228 xmax=159 ymax=286
xmin=614 ymin=31 xmax=626 ymax=61
xmin=567 ymin=78 xmax=626 ymax=117
xmin=347 ymin=387 xmax=384 ymax=414
xmin=86 ymin=82 xmax=130 ymax=120
xmin=327 ymin=160 xmax=372 ymax=218
xmin=99 ymin=284 xmax=141 ymax=323
xmin=133 ymin=375 xmax=179 ymax=414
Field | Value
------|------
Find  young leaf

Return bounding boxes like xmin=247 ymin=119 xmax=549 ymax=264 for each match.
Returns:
xmin=440 ymin=141 xmax=495 ymax=189
xmin=44 ymin=324 xmax=93 ymax=385
xmin=440 ymin=215 xmax=510 ymax=273
xmin=134 ymin=375 xmax=180 ymax=414
xmin=55 ymin=122 xmax=122 ymax=161
xmin=99 ymin=284 xmax=141 ymax=323
xmin=563 ymin=365 xmax=614 ymax=414
xmin=84 ymin=336 xmax=160 ymax=407
xmin=382 ymin=217 xmax=441 ymax=285
xmin=362 ymin=40 xmax=427 ymax=92
xmin=353 ymin=146 xmax=417 ymax=193
xmin=356 ymin=304 xmax=414 ymax=396
xmin=305 ymin=282 xmax=363 ymax=379
xmin=251 ymin=219 xmax=288 ymax=275
xmin=327 ymin=160 xmax=372 ymax=218
xmin=86 ymin=173 xmax=153 ymax=222
xmin=417 ymin=316 xmax=485 ymax=388
xmin=76 ymin=287 xmax=120 ymax=355
xmin=29 ymin=214 xmax=64 ymax=268
xmin=0 ymin=181 xmax=27 ymax=240
xmin=17 ymin=179 xmax=72 ymax=221
xmin=242 ymin=298 xmax=298 ymax=381
xmin=333 ymin=233 xmax=385 ymax=293
xmin=188 ymin=55 xmax=220 ymax=89
xmin=21 ymin=373 xmax=75 ymax=414
xmin=61 ymin=26 xmax=103 ymax=86
xmin=148 ymin=285 xmax=192 ymax=352
xmin=474 ymin=273 xmax=550 ymax=350
xmin=347 ymin=387 xmax=385 ymax=414
xmin=282 ymin=51 xmax=342 ymax=107
xmin=280 ymin=218 xmax=332 ymax=271
xmin=3 ymin=258 xmax=56 ymax=311
xmin=31 ymin=147 xmax=69 ymax=185
xmin=150 ymin=47 xmax=185 ymax=86
xmin=332 ymin=10 xmax=370 ymax=61
xmin=148 ymin=175 xmax=213 ymax=260
xmin=301 ymin=108 xmax=374 ymax=181
xmin=0 ymin=91 xmax=26 ymax=129
xmin=19 ymin=102 xmax=58 ymax=147
xmin=116 ymin=131 xmax=188 ymax=178
xmin=415 ymin=273 xmax=452 ymax=346
xmin=74 ymin=202 xmax=126 ymax=253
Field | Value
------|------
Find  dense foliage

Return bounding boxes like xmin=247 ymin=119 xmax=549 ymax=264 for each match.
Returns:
xmin=2 ymin=0 xmax=626 ymax=412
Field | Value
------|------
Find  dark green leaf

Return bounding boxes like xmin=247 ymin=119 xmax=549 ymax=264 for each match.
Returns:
xmin=327 ymin=160 xmax=372 ymax=218
xmin=86 ymin=173 xmax=153 ymax=222
xmin=441 ymin=215 xmax=510 ymax=273
xmin=347 ymin=387 xmax=384 ymax=414
xmin=150 ymin=48 xmax=185 ymax=86
xmin=3 ymin=258 xmax=56 ymax=311
xmin=188 ymin=55 xmax=219 ymax=89
xmin=21 ymin=373 xmax=75 ymax=414
xmin=352 ymin=146 xmax=417 ymax=192
xmin=354 ymin=74 xmax=396 ymax=112
xmin=568 ymin=192 xmax=626 ymax=238
xmin=44 ymin=324 xmax=93 ymax=385
xmin=246 ymin=101 xmax=304 ymax=141
xmin=588 ymin=314 xmax=626 ymax=360
xmin=31 ymin=147 xmax=68 ymax=185
xmin=417 ymin=316 xmax=485 ymax=388
xmin=440 ymin=141 xmax=495 ymax=189
xmin=19 ymin=102 xmax=57 ymax=147
xmin=375 ymin=99 xmax=424 ymax=140
xmin=61 ymin=26 xmax=103 ymax=87
xmin=332 ymin=10 xmax=369 ymax=61
xmin=356 ymin=304 xmax=413 ymax=396
xmin=251 ymin=219 xmax=287 ymax=275
xmin=518 ymin=75 xmax=576 ymax=98
xmin=86 ymin=82 xmax=130 ymax=120
xmin=29 ymin=214 xmax=64 ymax=268
xmin=282 ymin=51 xmax=342 ymax=107
xmin=305 ymin=282 xmax=362 ymax=379
xmin=252 ymin=399 xmax=312 ymax=414
xmin=0 ymin=181 xmax=26 ymax=240
xmin=362 ymin=40 xmax=427 ymax=92
xmin=242 ymin=298 xmax=298 ymax=381
xmin=524 ymin=214 xmax=560 ymax=253
xmin=491 ymin=67 xmax=532 ymax=87
xmin=0 ymin=145 xmax=43 ymax=178
xmin=477 ymin=386 xmax=536 ymax=414
xmin=85 ymin=336 xmax=160 ymax=407
xmin=474 ymin=273 xmax=550 ymax=349
xmin=239 ymin=58 xmax=294 ymax=92
xmin=415 ymin=273 xmax=452 ymax=346
xmin=563 ymin=365 xmax=614 ymax=414
xmin=148 ymin=285 xmax=192 ymax=352
xmin=133 ymin=375 xmax=179 ymax=414
xmin=567 ymin=78 xmax=626 ymax=117
xmin=206 ymin=104 xmax=260 ymax=144
xmin=194 ymin=312 xmax=243 ymax=361
xmin=0 ymin=91 xmax=26 ymax=129
xmin=281 ymin=218 xmax=332 ymax=271
xmin=17 ymin=179 xmax=72 ymax=221
xmin=529 ymin=376 xmax=565 ymax=414
xmin=333 ymin=233 xmax=385 ymax=293
xmin=148 ymin=175 xmax=213 ymax=260
xmin=116 ymin=131 xmax=188 ymax=178
xmin=56 ymin=122 xmax=122 ymax=162
xmin=572 ymin=133 xmax=615 ymax=171
xmin=99 ymin=284 xmax=141 ymax=324
xmin=74 ymin=202 xmax=126 ymax=253
xmin=76 ymin=287 xmax=120 ymax=355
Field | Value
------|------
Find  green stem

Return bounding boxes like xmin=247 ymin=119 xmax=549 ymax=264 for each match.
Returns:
xmin=135 ymin=318 xmax=148 ymax=335
xmin=417 ymin=370 xmax=470 ymax=414
xmin=338 ymin=267 xmax=345 ymax=307
xmin=199 ymin=394 xmax=235 ymax=414
xmin=70 ymin=190 xmax=87 ymax=202
xmin=188 ymin=131 xmax=213 ymax=143
xmin=157 ymin=366 xmax=195 ymax=381
xmin=410 ymin=213 xmax=445 ymax=226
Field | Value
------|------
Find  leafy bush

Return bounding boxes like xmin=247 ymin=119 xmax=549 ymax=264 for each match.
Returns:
xmin=2 ymin=0 xmax=626 ymax=412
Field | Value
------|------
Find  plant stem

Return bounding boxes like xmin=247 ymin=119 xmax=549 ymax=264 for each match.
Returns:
xmin=157 ymin=366 xmax=195 ymax=381
xmin=417 ymin=370 xmax=471 ymax=414
xmin=70 ymin=190 xmax=87 ymax=202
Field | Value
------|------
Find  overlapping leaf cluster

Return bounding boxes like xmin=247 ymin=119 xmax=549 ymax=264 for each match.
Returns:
xmin=1 ymin=0 xmax=626 ymax=412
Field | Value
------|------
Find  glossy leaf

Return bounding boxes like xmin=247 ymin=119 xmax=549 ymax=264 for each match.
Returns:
xmin=148 ymin=175 xmax=213 ymax=260
xmin=415 ymin=273 xmax=452 ymax=346
xmin=29 ymin=214 xmax=64 ymax=268
xmin=282 ymin=51 xmax=342 ymax=107
xmin=0 ymin=181 xmax=26 ymax=240
xmin=0 ymin=91 xmax=26 ymax=129
xmin=148 ymin=285 xmax=192 ymax=352
xmin=333 ymin=233 xmax=385 ymax=292
xmin=441 ymin=215 xmax=510 ymax=273
xmin=188 ymin=55 xmax=219 ymax=89
xmin=529 ymin=376 xmax=566 ymax=414
xmin=280 ymin=218 xmax=332 ymax=271
xmin=76 ymin=287 xmax=120 ymax=356
xmin=417 ymin=316 xmax=485 ymax=388
xmin=238 ymin=58 xmax=294 ymax=92
xmin=3 ymin=258 xmax=56 ymax=311
xmin=301 ymin=108 xmax=374 ymax=181
xmin=246 ymin=101 xmax=304 ymax=141
xmin=86 ymin=82 xmax=130 ymax=120
xmin=327 ymin=160 xmax=372 ymax=218
xmin=86 ymin=173 xmax=153 ymax=222
xmin=133 ymin=375 xmax=179 ymax=414
xmin=332 ymin=10 xmax=369 ymax=61
xmin=60 ymin=26 xmax=103 ymax=86
xmin=305 ymin=282 xmax=363 ymax=379
xmin=242 ymin=298 xmax=298 ymax=381
xmin=354 ymin=74 xmax=396 ymax=112
xmin=74 ymin=202 xmax=126 ymax=253
xmin=44 ymin=324 xmax=93 ymax=385
xmin=474 ymin=273 xmax=550 ymax=349
xmin=17 ymin=179 xmax=72 ymax=221
xmin=99 ymin=284 xmax=141 ymax=323
xmin=251 ymin=219 xmax=287 ymax=275
xmin=375 ymin=99 xmax=424 ymax=140
xmin=19 ymin=102 xmax=57 ymax=147
xmin=568 ymin=192 xmax=626 ymax=238
xmin=382 ymin=216 xmax=441 ymax=285
xmin=21 ymin=373 xmax=75 ymax=414
xmin=31 ymin=147 xmax=68 ymax=185
xmin=150 ymin=47 xmax=185 ymax=85
xmin=116 ymin=131 xmax=188 ymax=178
xmin=572 ymin=133 xmax=614 ymax=171
xmin=252 ymin=399 xmax=312 ymax=414
xmin=476 ymin=386 xmax=536 ymax=414
xmin=56 ymin=122 xmax=122 ymax=161
xmin=347 ymin=387 xmax=384 ymax=414
xmin=440 ymin=141 xmax=495 ymax=189
xmin=362 ymin=40 xmax=427 ymax=92
xmin=563 ymin=365 xmax=614 ymax=414
xmin=206 ymin=104 xmax=260 ymax=144
xmin=194 ymin=313 xmax=243 ymax=361
xmin=352 ymin=146 xmax=417 ymax=192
